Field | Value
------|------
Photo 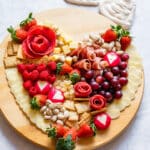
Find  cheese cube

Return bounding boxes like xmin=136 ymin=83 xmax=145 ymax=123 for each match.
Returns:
xmin=65 ymin=56 xmax=73 ymax=65
xmin=53 ymin=47 xmax=61 ymax=54
xmin=62 ymin=45 xmax=71 ymax=55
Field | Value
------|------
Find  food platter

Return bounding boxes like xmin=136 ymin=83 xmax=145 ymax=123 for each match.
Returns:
xmin=0 ymin=8 xmax=144 ymax=150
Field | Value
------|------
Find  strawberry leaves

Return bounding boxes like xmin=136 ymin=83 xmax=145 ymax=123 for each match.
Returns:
xmin=30 ymin=97 xmax=40 ymax=110
xmin=46 ymin=127 xmax=57 ymax=138
xmin=56 ymin=135 xmax=75 ymax=150
xmin=20 ymin=13 xmax=34 ymax=27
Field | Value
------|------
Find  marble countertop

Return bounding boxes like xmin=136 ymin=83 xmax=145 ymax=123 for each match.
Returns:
xmin=0 ymin=0 xmax=150 ymax=150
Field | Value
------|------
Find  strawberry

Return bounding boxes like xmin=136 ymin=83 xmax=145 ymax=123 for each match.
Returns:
xmin=17 ymin=64 xmax=26 ymax=73
xmin=69 ymin=69 xmax=81 ymax=84
xmin=56 ymin=62 xmax=73 ymax=75
xmin=25 ymin=64 xmax=36 ymax=71
xmin=48 ymin=74 xmax=56 ymax=84
xmin=30 ymin=94 xmax=47 ymax=109
xmin=7 ymin=26 xmax=27 ymax=43
xmin=16 ymin=29 xmax=28 ymax=41
xmin=47 ymin=61 xmax=56 ymax=71
xmin=23 ymin=70 xmax=31 ymax=81
xmin=23 ymin=80 xmax=33 ymax=90
xmin=64 ymin=128 xmax=77 ymax=141
xmin=46 ymin=124 xmax=69 ymax=138
xmin=120 ymin=36 xmax=131 ymax=51
xmin=39 ymin=70 xmax=49 ymax=80
xmin=20 ymin=13 xmax=37 ymax=31
xmin=29 ymin=86 xmax=38 ymax=97
xmin=102 ymin=29 xmax=117 ymax=42
xmin=37 ymin=64 xmax=47 ymax=72
xmin=77 ymin=123 xmax=96 ymax=138
xmin=30 ymin=70 xmax=39 ymax=81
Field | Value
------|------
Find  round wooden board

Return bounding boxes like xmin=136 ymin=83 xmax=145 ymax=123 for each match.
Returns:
xmin=0 ymin=8 xmax=144 ymax=150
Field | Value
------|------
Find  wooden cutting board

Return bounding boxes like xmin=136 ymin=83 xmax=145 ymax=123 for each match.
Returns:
xmin=0 ymin=8 xmax=144 ymax=150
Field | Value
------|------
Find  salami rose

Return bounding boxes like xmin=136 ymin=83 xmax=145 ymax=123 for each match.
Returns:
xmin=74 ymin=82 xmax=92 ymax=97
xmin=22 ymin=25 xmax=56 ymax=58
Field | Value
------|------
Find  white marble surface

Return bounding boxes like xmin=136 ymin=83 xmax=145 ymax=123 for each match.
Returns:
xmin=0 ymin=0 xmax=150 ymax=150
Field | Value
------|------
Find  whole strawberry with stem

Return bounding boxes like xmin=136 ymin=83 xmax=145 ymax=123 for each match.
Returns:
xmin=20 ymin=13 xmax=37 ymax=31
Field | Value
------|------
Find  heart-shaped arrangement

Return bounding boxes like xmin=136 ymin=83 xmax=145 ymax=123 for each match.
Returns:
xmin=4 ymin=13 xmax=142 ymax=150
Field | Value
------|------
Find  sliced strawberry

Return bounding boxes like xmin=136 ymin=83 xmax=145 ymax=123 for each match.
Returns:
xmin=48 ymin=87 xmax=64 ymax=103
xmin=23 ymin=80 xmax=33 ymax=90
xmin=104 ymin=52 xmax=121 ymax=67
xmin=39 ymin=70 xmax=49 ymax=81
xmin=77 ymin=124 xmax=96 ymax=138
xmin=94 ymin=113 xmax=111 ymax=130
xmin=35 ymin=80 xmax=51 ymax=95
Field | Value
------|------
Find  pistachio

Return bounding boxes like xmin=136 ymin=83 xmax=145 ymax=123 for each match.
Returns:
xmin=56 ymin=120 xmax=64 ymax=125
xmin=51 ymin=115 xmax=57 ymax=122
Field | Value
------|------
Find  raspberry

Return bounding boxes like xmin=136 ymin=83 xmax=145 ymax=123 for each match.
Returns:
xmin=23 ymin=80 xmax=33 ymax=90
xmin=30 ymin=70 xmax=39 ymax=81
xmin=39 ymin=70 xmax=49 ymax=80
xmin=37 ymin=64 xmax=47 ymax=72
xmin=17 ymin=64 xmax=26 ymax=73
xmin=29 ymin=86 xmax=38 ymax=97
xmin=47 ymin=61 xmax=56 ymax=71
xmin=23 ymin=70 xmax=31 ymax=81
xmin=26 ymin=64 xmax=36 ymax=71
xmin=48 ymin=74 xmax=56 ymax=84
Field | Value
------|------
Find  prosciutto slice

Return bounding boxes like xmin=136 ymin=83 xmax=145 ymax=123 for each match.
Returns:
xmin=92 ymin=57 xmax=102 ymax=70
xmin=83 ymin=47 xmax=96 ymax=61
xmin=73 ymin=59 xmax=91 ymax=70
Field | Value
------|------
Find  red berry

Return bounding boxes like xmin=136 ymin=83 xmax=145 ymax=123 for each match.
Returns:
xmin=48 ymin=74 xmax=56 ymax=84
xmin=23 ymin=80 xmax=33 ymax=90
xmin=16 ymin=29 xmax=28 ymax=41
xmin=102 ymin=29 xmax=117 ymax=42
xmin=23 ymin=70 xmax=31 ymax=81
xmin=29 ymin=86 xmax=38 ymax=97
xmin=120 ymin=36 xmax=131 ymax=51
xmin=37 ymin=64 xmax=47 ymax=72
xmin=39 ymin=70 xmax=49 ymax=80
xmin=26 ymin=64 xmax=36 ymax=71
xmin=30 ymin=70 xmax=39 ymax=81
xmin=47 ymin=61 xmax=56 ymax=71
xmin=17 ymin=64 xmax=26 ymax=73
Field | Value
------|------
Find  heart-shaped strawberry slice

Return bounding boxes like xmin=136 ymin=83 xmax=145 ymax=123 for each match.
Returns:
xmin=94 ymin=112 xmax=111 ymax=130
xmin=48 ymin=87 xmax=64 ymax=103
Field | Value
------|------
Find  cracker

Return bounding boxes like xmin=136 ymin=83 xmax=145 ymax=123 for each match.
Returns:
xmin=78 ymin=112 xmax=91 ymax=126
xmin=7 ymin=41 xmax=14 ymax=56
xmin=12 ymin=42 xmax=19 ymax=54
xmin=4 ymin=56 xmax=17 ymax=68
xmin=17 ymin=45 xmax=24 ymax=59
xmin=75 ymin=102 xmax=91 ymax=114
xmin=68 ymin=111 xmax=79 ymax=121
xmin=63 ymin=100 xmax=75 ymax=111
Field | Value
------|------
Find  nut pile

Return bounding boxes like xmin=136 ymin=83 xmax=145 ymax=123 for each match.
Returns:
xmin=40 ymin=100 xmax=69 ymax=125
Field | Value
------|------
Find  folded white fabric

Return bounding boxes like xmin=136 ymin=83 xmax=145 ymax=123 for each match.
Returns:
xmin=99 ymin=0 xmax=136 ymax=29
xmin=65 ymin=0 xmax=101 ymax=6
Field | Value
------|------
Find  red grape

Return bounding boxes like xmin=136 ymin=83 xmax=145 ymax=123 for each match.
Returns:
xmin=90 ymin=81 xmax=99 ymax=90
xmin=111 ymin=66 xmax=120 ymax=75
xmin=115 ymin=83 xmax=122 ymax=90
xmin=119 ymin=77 xmax=128 ymax=86
xmin=111 ymin=77 xmax=119 ymax=87
xmin=120 ymin=70 xmax=128 ymax=77
xmin=115 ymin=90 xmax=122 ymax=99
xmin=121 ymin=53 xmax=129 ymax=61
xmin=102 ymin=81 xmax=110 ymax=90
xmin=104 ymin=71 xmax=113 ymax=81
xmin=119 ymin=61 xmax=127 ymax=69
xmin=96 ymin=76 xmax=104 ymax=84
xmin=105 ymin=92 xmax=113 ymax=101
xmin=99 ymin=90 xmax=105 ymax=96
xmin=85 ymin=70 xmax=94 ymax=79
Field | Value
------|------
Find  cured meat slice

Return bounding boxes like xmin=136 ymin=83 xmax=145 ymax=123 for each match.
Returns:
xmin=73 ymin=59 xmax=91 ymax=70
xmin=92 ymin=57 xmax=101 ymax=70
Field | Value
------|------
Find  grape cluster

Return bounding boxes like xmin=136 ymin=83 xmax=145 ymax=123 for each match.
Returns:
xmin=80 ymin=53 xmax=129 ymax=103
